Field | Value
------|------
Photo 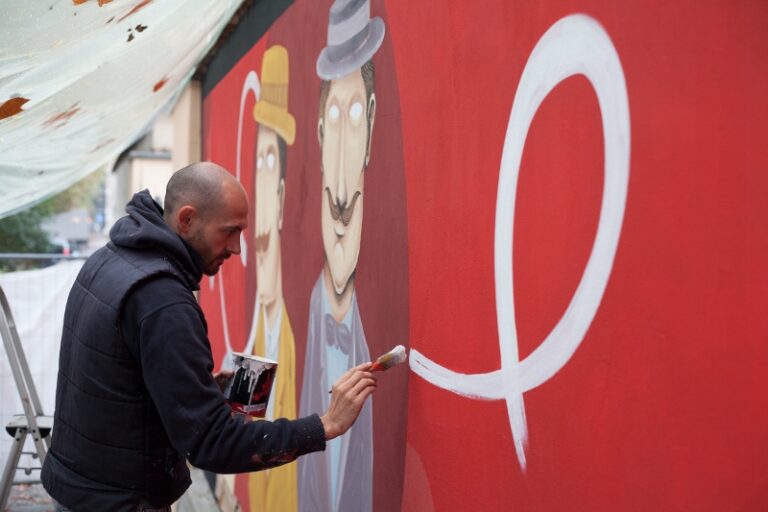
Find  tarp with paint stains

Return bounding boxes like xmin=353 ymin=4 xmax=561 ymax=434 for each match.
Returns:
xmin=0 ymin=0 xmax=243 ymax=219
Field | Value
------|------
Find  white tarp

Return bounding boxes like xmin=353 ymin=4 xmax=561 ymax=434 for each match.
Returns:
xmin=0 ymin=0 xmax=243 ymax=219
xmin=0 ymin=260 xmax=83 ymax=482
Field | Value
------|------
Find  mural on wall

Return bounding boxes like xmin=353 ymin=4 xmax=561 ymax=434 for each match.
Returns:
xmin=200 ymin=1 xmax=409 ymax=511
xmin=245 ymin=44 xmax=299 ymax=512
xmin=201 ymin=1 xmax=768 ymax=511
xmin=297 ymin=2 xmax=384 ymax=511
xmin=410 ymin=14 xmax=630 ymax=472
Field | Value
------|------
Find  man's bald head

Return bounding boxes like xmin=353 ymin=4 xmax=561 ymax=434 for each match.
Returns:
xmin=163 ymin=161 xmax=249 ymax=275
xmin=164 ymin=161 xmax=242 ymax=221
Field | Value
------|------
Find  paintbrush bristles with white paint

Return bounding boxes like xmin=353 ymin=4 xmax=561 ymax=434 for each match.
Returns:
xmin=328 ymin=345 xmax=408 ymax=393
xmin=370 ymin=345 xmax=407 ymax=372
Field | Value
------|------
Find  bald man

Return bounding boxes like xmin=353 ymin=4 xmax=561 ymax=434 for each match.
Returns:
xmin=42 ymin=162 xmax=377 ymax=512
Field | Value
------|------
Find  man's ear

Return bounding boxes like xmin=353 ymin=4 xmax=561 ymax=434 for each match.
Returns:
xmin=278 ymin=179 xmax=285 ymax=231
xmin=176 ymin=205 xmax=197 ymax=236
xmin=364 ymin=93 xmax=376 ymax=168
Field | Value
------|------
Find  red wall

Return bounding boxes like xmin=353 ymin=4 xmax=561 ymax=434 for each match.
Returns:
xmin=202 ymin=1 xmax=768 ymax=510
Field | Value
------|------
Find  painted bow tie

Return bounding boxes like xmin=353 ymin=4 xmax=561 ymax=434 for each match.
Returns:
xmin=324 ymin=314 xmax=351 ymax=355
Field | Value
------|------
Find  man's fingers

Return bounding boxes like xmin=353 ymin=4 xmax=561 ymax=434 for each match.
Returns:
xmin=334 ymin=367 xmax=374 ymax=392
xmin=341 ymin=363 xmax=373 ymax=382
xmin=358 ymin=385 xmax=376 ymax=403
xmin=336 ymin=377 xmax=376 ymax=412
xmin=213 ymin=369 xmax=234 ymax=391
xmin=349 ymin=376 xmax=377 ymax=399
xmin=322 ymin=366 xmax=378 ymax=440
xmin=331 ymin=371 xmax=376 ymax=402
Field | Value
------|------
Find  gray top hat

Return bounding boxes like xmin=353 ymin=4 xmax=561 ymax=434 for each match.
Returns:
xmin=316 ymin=0 xmax=385 ymax=80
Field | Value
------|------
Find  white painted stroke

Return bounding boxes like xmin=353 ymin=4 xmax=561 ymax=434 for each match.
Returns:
xmin=235 ymin=70 xmax=261 ymax=266
xmin=410 ymin=14 xmax=630 ymax=472
xmin=210 ymin=70 xmax=261 ymax=357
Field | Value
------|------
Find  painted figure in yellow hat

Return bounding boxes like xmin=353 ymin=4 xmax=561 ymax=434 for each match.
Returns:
xmin=243 ymin=44 xmax=298 ymax=512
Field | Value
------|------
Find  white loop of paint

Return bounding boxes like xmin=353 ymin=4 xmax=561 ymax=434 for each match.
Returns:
xmin=237 ymin=71 xmax=261 ymax=182
xmin=217 ymin=70 xmax=261 ymax=355
xmin=409 ymin=14 xmax=630 ymax=472
xmin=240 ymin=231 xmax=248 ymax=266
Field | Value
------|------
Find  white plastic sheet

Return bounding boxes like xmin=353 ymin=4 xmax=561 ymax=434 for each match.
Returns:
xmin=0 ymin=0 xmax=243 ymax=219
xmin=0 ymin=260 xmax=83 ymax=481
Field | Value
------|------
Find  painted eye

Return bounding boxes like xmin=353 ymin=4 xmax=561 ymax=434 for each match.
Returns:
xmin=328 ymin=104 xmax=340 ymax=120
xmin=267 ymin=153 xmax=275 ymax=170
xmin=349 ymin=101 xmax=363 ymax=121
xmin=257 ymin=156 xmax=263 ymax=170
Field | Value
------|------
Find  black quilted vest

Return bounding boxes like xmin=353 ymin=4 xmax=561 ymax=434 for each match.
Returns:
xmin=42 ymin=241 xmax=193 ymax=510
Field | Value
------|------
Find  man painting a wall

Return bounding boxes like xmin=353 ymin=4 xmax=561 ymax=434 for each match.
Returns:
xmin=298 ymin=0 xmax=383 ymax=511
xmin=40 ymin=162 xmax=377 ymax=511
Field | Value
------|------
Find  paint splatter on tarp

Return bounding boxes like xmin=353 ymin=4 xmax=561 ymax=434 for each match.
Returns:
xmin=0 ymin=97 xmax=29 ymax=121
xmin=118 ymin=0 xmax=152 ymax=23
xmin=42 ymin=104 xmax=81 ymax=129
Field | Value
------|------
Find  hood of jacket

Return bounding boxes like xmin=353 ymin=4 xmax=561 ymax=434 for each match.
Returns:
xmin=109 ymin=190 xmax=204 ymax=289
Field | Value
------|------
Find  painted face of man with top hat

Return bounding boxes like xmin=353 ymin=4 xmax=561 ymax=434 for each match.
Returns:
xmin=317 ymin=0 xmax=384 ymax=313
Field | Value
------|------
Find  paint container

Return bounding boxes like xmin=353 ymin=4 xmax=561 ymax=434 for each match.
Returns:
xmin=223 ymin=353 xmax=277 ymax=417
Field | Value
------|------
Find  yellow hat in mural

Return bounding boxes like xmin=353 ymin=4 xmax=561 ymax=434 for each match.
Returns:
xmin=253 ymin=45 xmax=295 ymax=145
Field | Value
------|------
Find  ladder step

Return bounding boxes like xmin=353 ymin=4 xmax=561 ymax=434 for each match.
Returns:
xmin=17 ymin=467 xmax=42 ymax=475
xmin=4 ymin=415 xmax=53 ymax=438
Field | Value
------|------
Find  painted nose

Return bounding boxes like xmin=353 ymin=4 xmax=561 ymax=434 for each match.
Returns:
xmin=335 ymin=127 xmax=347 ymax=207
xmin=336 ymin=174 xmax=347 ymax=209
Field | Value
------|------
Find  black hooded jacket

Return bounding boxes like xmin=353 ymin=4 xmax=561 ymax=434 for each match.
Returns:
xmin=42 ymin=191 xmax=325 ymax=511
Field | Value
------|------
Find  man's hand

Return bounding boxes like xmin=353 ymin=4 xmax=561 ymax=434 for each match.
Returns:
xmin=320 ymin=363 xmax=377 ymax=441
xmin=213 ymin=369 xmax=234 ymax=392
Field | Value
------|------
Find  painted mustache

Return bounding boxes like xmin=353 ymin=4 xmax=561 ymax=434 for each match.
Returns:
xmin=255 ymin=230 xmax=270 ymax=253
xmin=325 ymin=188 xmax=361 ymax=227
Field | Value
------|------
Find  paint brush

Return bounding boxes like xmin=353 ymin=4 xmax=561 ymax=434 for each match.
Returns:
xmin=328 ymin=345 xmax=408 ymax=393
xmin=370 ymin=344 xmax=407 ymax=372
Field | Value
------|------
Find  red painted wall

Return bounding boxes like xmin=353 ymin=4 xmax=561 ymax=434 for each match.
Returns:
xmin=202 ymin=1 xmax=768 ymax=510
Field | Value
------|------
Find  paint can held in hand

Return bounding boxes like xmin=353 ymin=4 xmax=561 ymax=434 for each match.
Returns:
xmin=223 ymin=353 xmax=277 ymax=417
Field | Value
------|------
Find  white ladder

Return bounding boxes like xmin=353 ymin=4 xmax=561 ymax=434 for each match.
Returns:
xmin=0 ymin=284 xmax=52 ymax=509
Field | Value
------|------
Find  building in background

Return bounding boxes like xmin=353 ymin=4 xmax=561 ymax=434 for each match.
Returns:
xmin=106 ymin=82 xmax=202 ymax=228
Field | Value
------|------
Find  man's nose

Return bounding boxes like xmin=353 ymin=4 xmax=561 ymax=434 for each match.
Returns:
xmin=228 ymin=234 xmax=241 ymax=255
